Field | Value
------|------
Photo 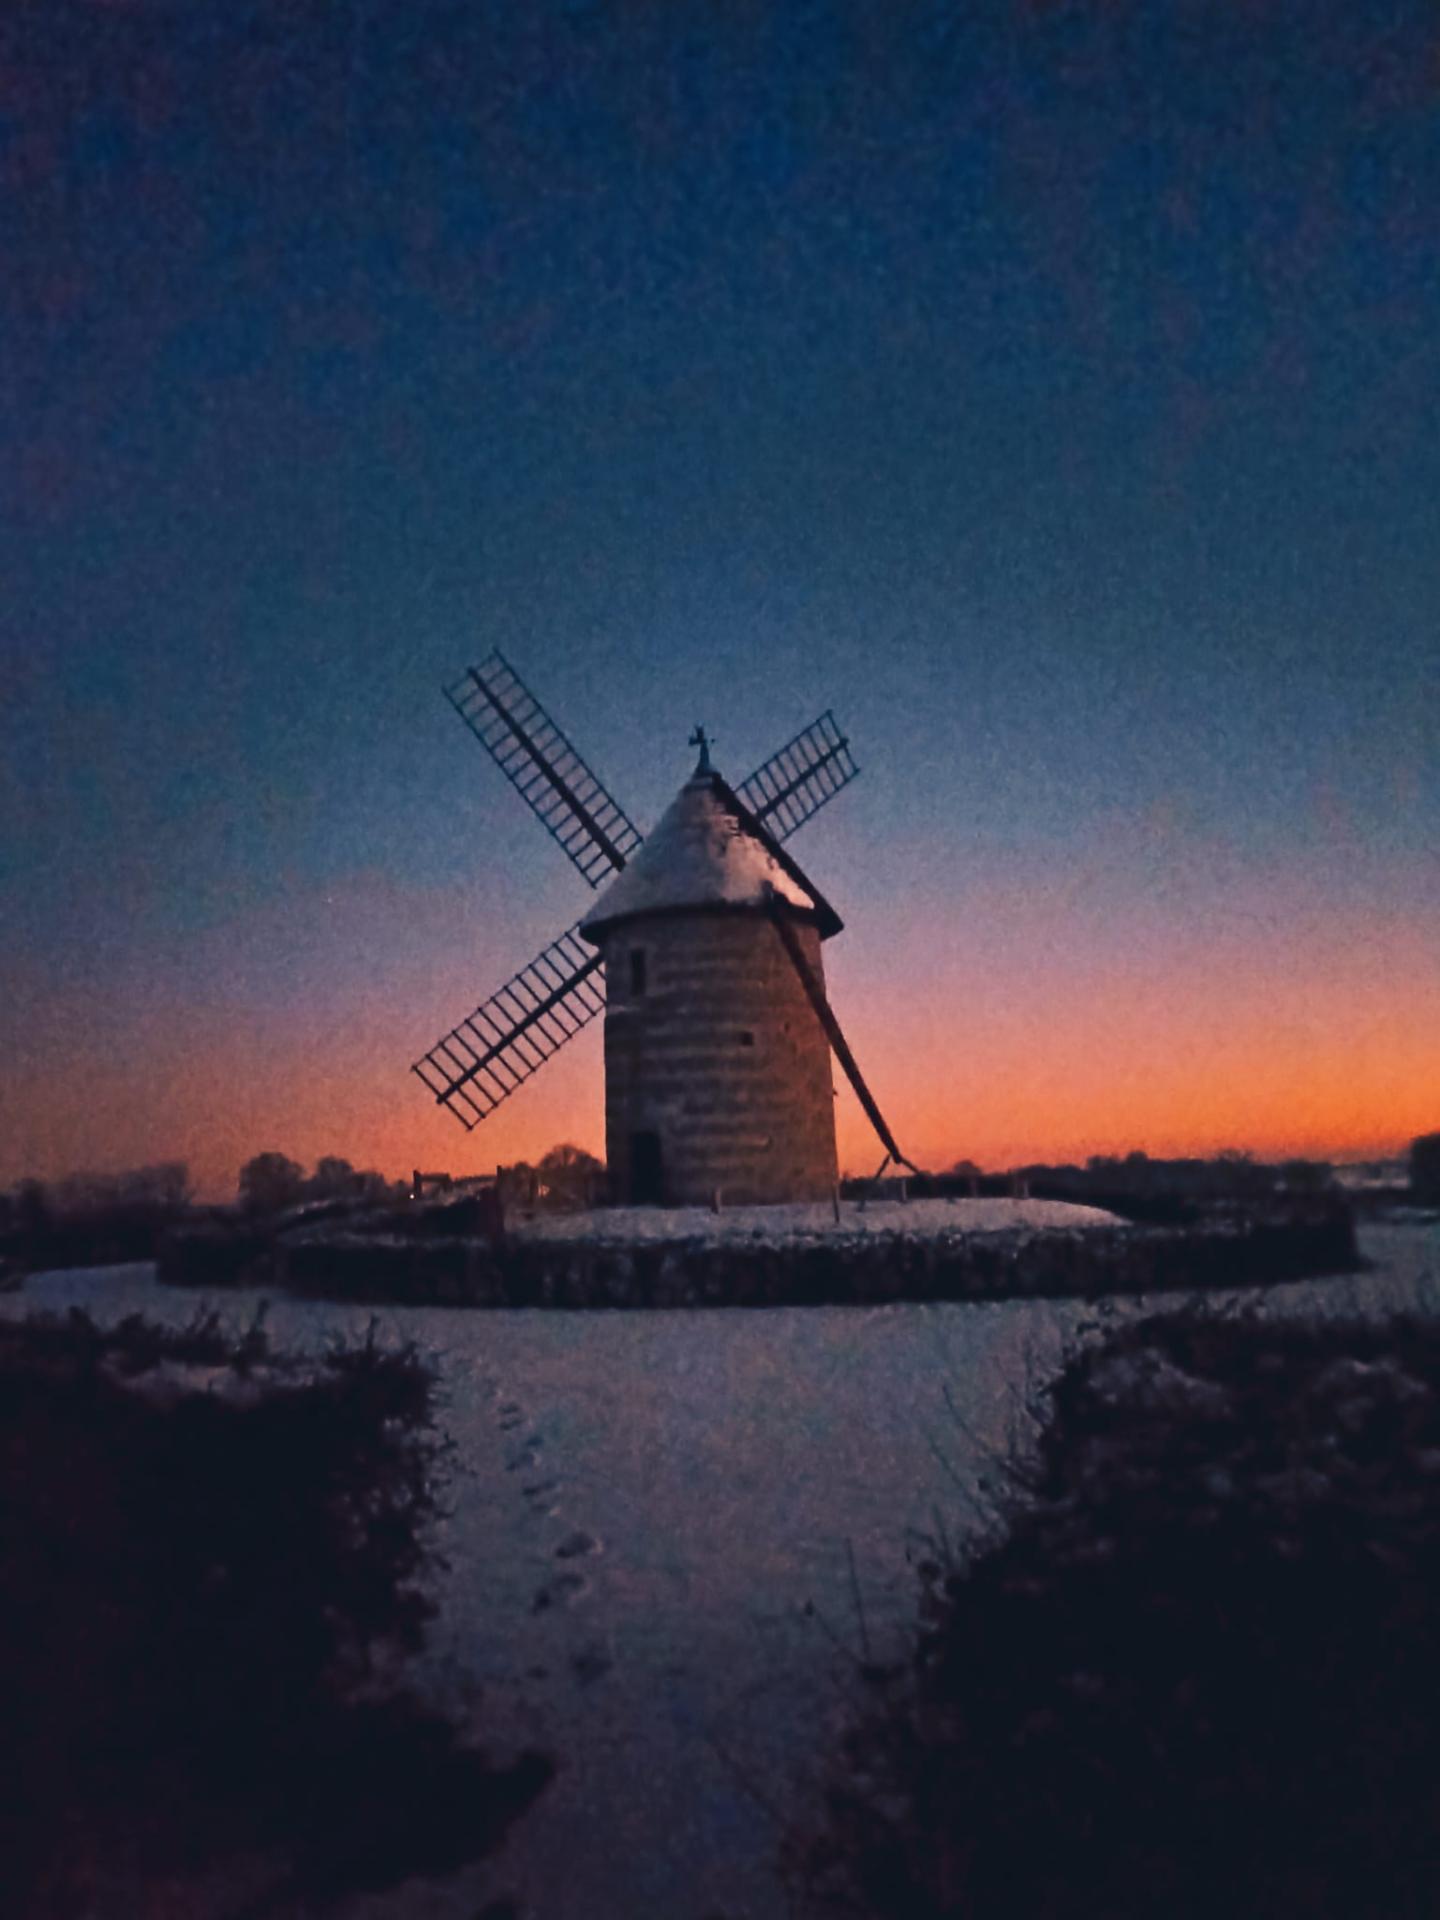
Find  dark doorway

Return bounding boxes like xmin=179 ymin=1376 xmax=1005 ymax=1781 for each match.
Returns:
xmin=629 ymin=1130 xmax=663 ymax=1205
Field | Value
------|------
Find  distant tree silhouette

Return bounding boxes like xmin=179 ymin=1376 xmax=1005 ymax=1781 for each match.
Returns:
xmin=309 ymin=1156 xmax=358 ymax=1199
xmin=536 ymin=1143 xmax=604 ymax=1209
xmin=1411 ymin=1133 xmax=1440 ymax=1205
xmin=129 ymin=1162 xmax=192 ymax=1209
xmin=238 ymin=1152 xmax=306 ymax=1215
xmin=14 ymin=1180 xmax=49 ymax=1242
xmin=538 ymin=1143 xmax=601 ymax=1178
xmin=52 ymin=1171 xmax=113 ymax=1215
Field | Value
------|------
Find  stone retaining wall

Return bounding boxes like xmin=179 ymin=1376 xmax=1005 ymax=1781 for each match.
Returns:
xmin=159 ymin=1209 xmax=1360 ymax=1309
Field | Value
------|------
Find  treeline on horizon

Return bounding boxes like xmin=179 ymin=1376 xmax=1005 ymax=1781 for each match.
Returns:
xmin=0 ymin=1154 xmax=405 ymax=1271
xmin=857 ymin=1144 xmax=1438 ymax=1228
xmin=952 ymin=1139 xmax=1438 ymax=1199
xmin=3 ymin=1137 xmax=1435 ymax=1275
xmin=986 ymin=1149 xmax=1337 ymax=1199
xmin=0 ymin=1143 xmax=607 ymax=1271
xmin=1 ymin=1161 xmax=195 ymax=1271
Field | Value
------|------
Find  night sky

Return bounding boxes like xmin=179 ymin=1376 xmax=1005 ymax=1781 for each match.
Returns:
xmin=3 ymin=1 xmax=1437 ymax=1198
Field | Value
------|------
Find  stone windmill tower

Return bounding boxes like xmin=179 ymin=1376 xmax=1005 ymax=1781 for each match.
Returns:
xmin=414 ymin=652 xmax=912 ymax=1205
xmin=577 ymin=733 xmax=842 ymax=1205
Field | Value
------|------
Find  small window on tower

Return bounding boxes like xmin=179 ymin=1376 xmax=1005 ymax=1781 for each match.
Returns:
xmin=629 ymin=949 xmax=647 ymax=996
xmin=738 ymin=1030 xmax=755 ymax=1047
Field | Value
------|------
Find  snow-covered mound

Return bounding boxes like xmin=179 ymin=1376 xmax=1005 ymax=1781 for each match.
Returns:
xmin=514 ymin=1196 xmax=1124 ymax=1248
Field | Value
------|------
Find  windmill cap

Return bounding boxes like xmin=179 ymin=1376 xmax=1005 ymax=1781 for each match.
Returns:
xmin=579 ymin=767 xmax=842 ymax=940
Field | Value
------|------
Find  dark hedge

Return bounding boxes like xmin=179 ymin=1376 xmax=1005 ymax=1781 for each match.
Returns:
xmin=791 ymin=1308 xmax=1440 ymax=1920
xmin=0 ymin=1309 xmax=550 ymax=1916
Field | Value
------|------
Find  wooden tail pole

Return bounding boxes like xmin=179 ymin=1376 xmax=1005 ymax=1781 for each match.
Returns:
xmin=763 ymin=892 xmax=920 ymax=1177
xmin=859 ymin=1150 xmax=891 ymax=1212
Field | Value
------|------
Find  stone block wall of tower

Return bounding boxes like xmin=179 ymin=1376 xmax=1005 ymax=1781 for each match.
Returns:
xmin=600 ymin=911 xmax=839 ymax=1206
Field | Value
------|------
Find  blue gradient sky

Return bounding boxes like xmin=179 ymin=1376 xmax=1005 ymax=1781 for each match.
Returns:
xmin=2 ymin=1 xmax=1437 ymax=1194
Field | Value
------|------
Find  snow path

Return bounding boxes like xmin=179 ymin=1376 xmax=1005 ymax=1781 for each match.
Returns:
xmin=6 ymin=1223 xmax=1434 ymax=1920
xmin=412 ymin=1303 xmax=1026 ymax=1920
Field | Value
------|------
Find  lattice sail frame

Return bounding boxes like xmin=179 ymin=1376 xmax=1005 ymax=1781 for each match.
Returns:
xmin=445 ymin=650 xmax=642 ymax=886
xmin=733 ymin=710 xmax=857 ymax=842
xmin=412 ymin=923 xmax=604 ymax=1130
xmin=416 ymin=669 xmax=859 ymax=1132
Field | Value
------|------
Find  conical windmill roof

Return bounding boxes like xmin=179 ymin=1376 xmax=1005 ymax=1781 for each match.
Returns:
xmin=579 ymin=768 xmax=842 ymax=941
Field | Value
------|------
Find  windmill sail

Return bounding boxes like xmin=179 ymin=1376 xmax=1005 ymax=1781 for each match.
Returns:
xmin=412 ymin=922 xmax=605 ymax=1129
xmin=735 ymin=710 xmax=858 ymax=842
xmin=420 ymin=674 xmax=859 ymax=1135
xmin=446 ymin=650 xmax=643 ymax=886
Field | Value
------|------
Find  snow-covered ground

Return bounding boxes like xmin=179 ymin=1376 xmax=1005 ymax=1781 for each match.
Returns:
xmin=515 ymin=1194 xmax=1124 ymax=1246
xmin=4 ymin=1217 xmax=1436 ymax=1920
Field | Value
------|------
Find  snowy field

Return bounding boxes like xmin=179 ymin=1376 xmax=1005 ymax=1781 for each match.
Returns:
xmin=515 ymin=1194 xmax=1123 ymax=1246
xmin=4 ymin=1218 xmax=1436 ymax=1920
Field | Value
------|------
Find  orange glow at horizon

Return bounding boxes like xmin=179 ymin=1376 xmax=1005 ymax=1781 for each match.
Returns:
xmin=4 ymin=855 xmax=1435 ymax=1201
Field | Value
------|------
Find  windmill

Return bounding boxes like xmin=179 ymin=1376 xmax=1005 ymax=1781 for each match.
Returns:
xmin=413 ymin=651 xmax=913 ymax=1206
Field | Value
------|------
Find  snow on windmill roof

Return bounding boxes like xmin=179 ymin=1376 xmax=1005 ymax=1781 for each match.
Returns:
xmin=579 ymin=765 xmax=842 ymax=941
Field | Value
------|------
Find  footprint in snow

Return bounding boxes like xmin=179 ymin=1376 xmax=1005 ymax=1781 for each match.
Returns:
xmin=532 ymin=1570 xmax=587 ymax=1614
xmin=506 ymin=1435 xmax=544 ymax=1472
xmin=554 ymin=1529 xmax=599 ymax=1560
xmin=497 ymin=1404 xmax=525 ymax=1431
xmin=570 ymin=1642 xmax=613 ymax=1688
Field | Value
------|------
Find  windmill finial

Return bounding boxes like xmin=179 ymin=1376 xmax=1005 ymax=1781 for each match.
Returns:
xmin=689 ymin=724 xmax=712 ymax=773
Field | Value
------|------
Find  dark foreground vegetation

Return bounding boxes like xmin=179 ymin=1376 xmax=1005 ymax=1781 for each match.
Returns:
xmin=791 ymin=1307 xmax=1440 ymax=1920
xmin=0 ymin=1310 xmax=549 ymax=1918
